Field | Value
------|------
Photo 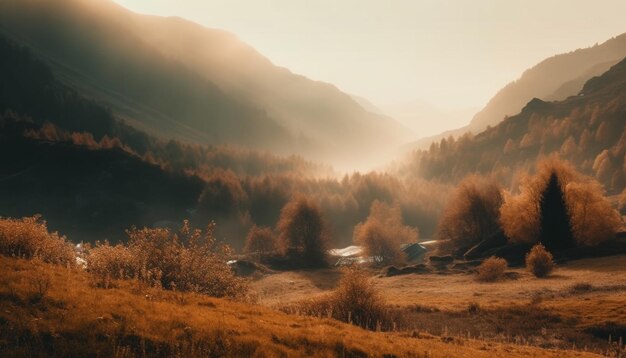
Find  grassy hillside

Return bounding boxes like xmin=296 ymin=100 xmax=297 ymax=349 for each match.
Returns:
xmin=0 ymin=256 xmax=600 ymax=357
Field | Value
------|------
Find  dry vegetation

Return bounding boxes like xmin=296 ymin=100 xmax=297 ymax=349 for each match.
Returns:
xmin=353 ymin=201 xmax=418 ymax=265
xmin=243 ymin=225 xmax=277 ymax=262
xmin=277 ymin=195 xmax=330 ymax=268
xmin=0 ymin=210 xmax=624 ymax=357
xmin=500 ymin=157 xmax=622 ymax=247
xmin=1 ymin=257 xmax=599 ymax=357
xmin=0 ymin=216 xmax=75 ymax=266
xmin=252 ymin=255 xmax=626 ymax=356
xmin=526 ymin=244 xmax=555 ymax=278
xmin=436 ymin=176 xmax=503 ymax=254
xmin=476 ymin=257 xmax=508 ymax=282
xmin=87 ymin=220 xmax=247 ymax=298
xmin=282 ymin=268 xmax=397 ymax=331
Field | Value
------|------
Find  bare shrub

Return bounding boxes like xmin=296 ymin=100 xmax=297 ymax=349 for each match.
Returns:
xmin=286 ymin=268 xmax=395 ymax=331
xmin=86 ymin=220 xmax=247 ymax=298
xmin=277 ymin=195 xmax=329 ymax=267
xmin=353 ymin=201 xmax=418 ymax=266
xmin=130 ymin=221 xmax=246 ymax=298
xmin=243 ymin=225 xmax=277 ymax=262
xmin=476 ymin=256 xmax=507 ymax=282
xmin=436 ymin=176 xmax=503 ymax=254
xmin=87 ymin=242 xmax=135 ymax=286
xmin=525 ymin=244 xmax=554 ymax=278
xmin=0 ymin=216 xmax=74 ymax=266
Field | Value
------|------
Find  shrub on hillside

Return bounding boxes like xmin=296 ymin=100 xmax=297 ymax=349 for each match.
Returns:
xmin=285 ymin=268 xmax=395 ymax=331
xmin=476 ymin=256 xmax=507 ymax=282
xmin=525 ymin=244 xmax=554 ymax=278
xmin=353 ymin=201 xmax=418 ymax=265
xmin=87 ymin=220 xmax=247 ymax=298
xmin=277 ymin=195 xmax=329 ymax=267
xmin=0 ymin=216 xmax=74 ymax=266
xmin=87 ymin=242 xmax=135 ymax=285
xmin=243 ymin=225 xmax=277 ymax=262
xmin=436 ymin=176 xmax=503 ymax=254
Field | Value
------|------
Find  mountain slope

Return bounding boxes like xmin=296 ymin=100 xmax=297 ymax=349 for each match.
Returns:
xmin=401 ymin=57 xmax=626 ymax=194
xmin=0 ymin=0 xmax=410 ymax=167
xmin=0 ymin=34 xmax=328 ymax=242
xmin=412 ymin=33 xmax=626 ymax=149
xmin=469 ymin=34 xmax=626 ymax=132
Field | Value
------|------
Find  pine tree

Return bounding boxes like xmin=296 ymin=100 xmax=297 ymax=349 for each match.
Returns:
xmin=539 ymin=172 xmax=574 ymax=251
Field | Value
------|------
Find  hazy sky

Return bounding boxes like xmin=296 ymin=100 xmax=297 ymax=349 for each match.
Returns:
xmin=113 ymin=0 xmax=626 ymax=110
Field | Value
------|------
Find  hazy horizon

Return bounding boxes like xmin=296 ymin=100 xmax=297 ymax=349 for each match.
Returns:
xmin=113 ymin=0 xmax=626 ymax=113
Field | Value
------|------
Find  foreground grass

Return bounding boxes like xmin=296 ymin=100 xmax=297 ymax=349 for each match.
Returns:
xmin=0 ymin=257 xmax=597 ymax=357
xmin=253 ymin=256 xmax=626 ymax=355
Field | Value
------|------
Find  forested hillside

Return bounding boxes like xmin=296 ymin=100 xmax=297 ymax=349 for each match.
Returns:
xmin=0 ymin=0 xmax=410 ymax=167
xmin=400 ymin=57 xmax=626 ymax=195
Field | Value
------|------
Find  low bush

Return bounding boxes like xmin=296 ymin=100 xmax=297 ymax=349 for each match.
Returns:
xmin=284 ymin=268 xmax=396 ymax=331
xmin=525 ymin=244 xmax=554 ymax=278
xmin=0 ymin=216 xmax=74 ymax=266
xmin=476 ymin=256 xmax=508 ymax=282
xmin=87 ymin=242 xmax=136 ymax=287
xmin=87 ymin=220 xmax=248 ymax=298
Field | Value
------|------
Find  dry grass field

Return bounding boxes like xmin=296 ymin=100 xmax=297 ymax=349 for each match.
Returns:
xmin=0 ymin=255 xmax=605 ymax=357
xmin=252 ymin=255 xmax=626 ymax=355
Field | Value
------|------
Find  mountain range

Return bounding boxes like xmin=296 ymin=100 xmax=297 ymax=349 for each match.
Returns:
xmin=412 ymin=32 xmax=626 ymax=149
xmin=0 ymin=0 xmax=410 ymax=168
xmin=401 ymin=56 xmax=626 ymax=195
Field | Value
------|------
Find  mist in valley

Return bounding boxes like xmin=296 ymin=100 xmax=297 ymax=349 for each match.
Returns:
xmin=1 ymin=1 xmax=626 ymax=356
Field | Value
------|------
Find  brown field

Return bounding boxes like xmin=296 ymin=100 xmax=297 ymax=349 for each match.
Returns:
xmin=253 ymin=255 xmax=626 ymax=355
xmin=0 ymin=255 xmax=608 ymax=357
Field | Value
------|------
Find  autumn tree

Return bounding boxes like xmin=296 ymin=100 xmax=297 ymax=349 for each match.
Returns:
xmin=277 ymin=195 xmax=329 ymax=267
xmin=197 ymin=169 xmax=247 ymax=218
xmin=500 ymin=157 xmax=621 ymax=248
xmin=566 ymin=181 xmax=622 ymax=245
xmin=353 ymin=201 xmax=418 ymax=265
xmin=243 ymin=225 xmax=277 ymax=262
xmin=437 ymin=176 xmax=503 ymax=254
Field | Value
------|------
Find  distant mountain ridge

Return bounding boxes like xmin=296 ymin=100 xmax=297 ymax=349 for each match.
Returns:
xmin=0 ymin=0 xmax=411 ymax=168
xmin=401 ymin=56 xmax=626 ymax=194
xmin=411 ymin=32 xmax=626 ymax=149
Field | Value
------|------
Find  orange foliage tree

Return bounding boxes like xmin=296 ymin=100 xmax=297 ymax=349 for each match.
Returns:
xmin=277 ymin=195 xmax=329 ymax=267
xmin=353 ymin=201 xmax=418 ymax=265
xmin=436 ymin=176 xmax=503 ymax=253
xmin=243 ymin=225 xmax=277 ymax=262
xmin=500 ymin=157 xmax=621 ymax=248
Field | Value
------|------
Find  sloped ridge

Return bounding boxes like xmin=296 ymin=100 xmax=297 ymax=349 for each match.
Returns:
xmin=0 ymin=0 xmax=410 ymax=166
xmin=403 ymin=54 xmax=626 ymax=194
xmin=581 ymin=57 xmax=626 ymax=96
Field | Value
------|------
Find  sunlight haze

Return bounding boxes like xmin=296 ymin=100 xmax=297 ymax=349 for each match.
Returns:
xmin=113 ymin=0 xmax=626 ymax=112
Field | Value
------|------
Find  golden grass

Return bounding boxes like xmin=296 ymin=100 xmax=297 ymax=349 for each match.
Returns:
xmin=0 ymin=256 xmax=599 ymax=357
xmin=252 ymin=255 xmax=626 ymax=354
